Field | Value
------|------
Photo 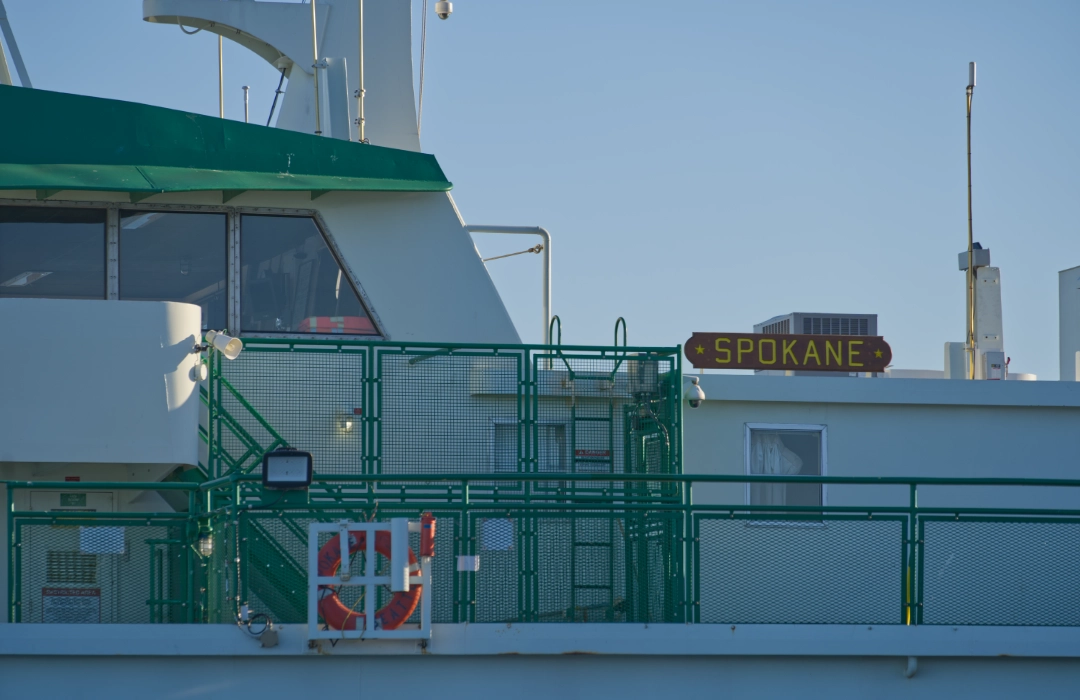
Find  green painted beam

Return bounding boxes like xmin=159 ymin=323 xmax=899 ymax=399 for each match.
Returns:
xmin=129 ymin=191 xmax=160 ymax=203
xmin=35 ymin=189 xmax=61 ymax=200
xmin=221 ymin=189 xmax=246 ymax=203
xmin=309 ymin=190 xmax=330 ymax=200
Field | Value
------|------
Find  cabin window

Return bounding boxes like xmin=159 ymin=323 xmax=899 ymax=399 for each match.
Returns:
xmin=119 ymin=212 xmax=227 ymax=330
xmin=239 ymin=215 xmax=376 ymax=335
xmin=0 ymin=206 xmax=106 ymax=300
xmin=745 ymin=424 xmax=826 ymax=509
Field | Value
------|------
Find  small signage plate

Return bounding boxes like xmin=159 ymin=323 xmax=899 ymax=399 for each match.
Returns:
xmin=685 ymin=333 xmax=892 ymax=372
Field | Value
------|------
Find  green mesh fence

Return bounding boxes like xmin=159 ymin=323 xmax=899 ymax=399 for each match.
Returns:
xmin=12 ymin=516 xmax=196 ymax=624
xmin=463 ymin=510 xmax=681 ymax=624
xmin=208 ymin=340 xmax=682 ymax=486
xmin=694 ymin=514 xmax=906 ymax=625
xmin=918 ymin=517 xmax=1080 ymax=626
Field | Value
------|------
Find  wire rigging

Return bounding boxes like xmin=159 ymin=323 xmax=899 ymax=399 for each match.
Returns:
xmin=482 ymin=244 xmax=544 ymax=263
xmin=417 ymin=0 xmax=429 ymax=138
xmin=267 ymin=67 xmax=287 ymax=126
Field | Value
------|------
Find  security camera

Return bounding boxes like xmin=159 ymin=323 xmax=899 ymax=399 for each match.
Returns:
xmin=684 ymin=376 xmax=705 ymax=409
xmin=435 ymin=1 xmax=452 ymax=19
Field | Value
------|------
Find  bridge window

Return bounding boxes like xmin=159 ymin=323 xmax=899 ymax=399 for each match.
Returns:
xmin=0 ymin=206 xmax=106 ymax=300
xmin=240 ymin=215 xmax=375 ymax=335
xmin=745 ymin=424 xmax=826 ymax=509
xmin=119 ymin=211 xmax=227 ymax=330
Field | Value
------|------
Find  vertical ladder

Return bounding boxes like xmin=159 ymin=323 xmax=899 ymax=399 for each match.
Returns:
xmin=567 ymin=382 xmax=617 ymax=621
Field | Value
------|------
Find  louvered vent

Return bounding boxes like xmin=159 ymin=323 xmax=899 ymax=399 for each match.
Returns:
xmin=761 ymin=319 xmax=791 ymax=335
xmin=802 ymin=317 xmax=870 ymax=335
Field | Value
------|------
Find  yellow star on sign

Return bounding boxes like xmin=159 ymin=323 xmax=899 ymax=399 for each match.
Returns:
xmin=696 ymin=345 xmax=705 ymax=355
xmin=874 ymin=349 xmax=883 ymax=358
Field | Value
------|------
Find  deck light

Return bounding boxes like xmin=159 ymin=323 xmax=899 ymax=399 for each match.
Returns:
xmin=205 ymin=330 xmax=243 ymax=360
xmin=196 ymin=531 xmax=212 ymax=557
xmin=262 ymin=447 xmax=313 ymax=491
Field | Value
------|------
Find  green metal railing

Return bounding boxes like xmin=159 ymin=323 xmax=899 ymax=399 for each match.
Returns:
xmin=10 ymin=474 xmax=1080 ymax=627
xmin=204 ymin=338 xmax=683 ymax=484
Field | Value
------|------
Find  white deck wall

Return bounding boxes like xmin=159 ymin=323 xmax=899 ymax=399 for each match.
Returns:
xmin=684 ymin=374 xmax=1080 ymax=510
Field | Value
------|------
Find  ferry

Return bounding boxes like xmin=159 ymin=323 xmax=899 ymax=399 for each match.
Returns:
xmin=2 ymin=1 xmax=1080 ymax=697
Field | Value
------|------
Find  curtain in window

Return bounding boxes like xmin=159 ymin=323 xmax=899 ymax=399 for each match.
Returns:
xmin=749 ymin=431 xmax=803 ymax=506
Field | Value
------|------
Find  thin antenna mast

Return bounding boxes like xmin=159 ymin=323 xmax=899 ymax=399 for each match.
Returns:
xmin=218 ymin=35 xmax=224 ymax=118
xmin=418 ymin=0 xmax=428 ymax=139
xmin=356 ymin=0 xmax=366 ymax=142
xmin=311 ymin=0 xmax=322 ymax=135
xmin=965 ymin=61 xmax=976 ymax=379
xmin=242 ymin=85 xmax=250 ymax=123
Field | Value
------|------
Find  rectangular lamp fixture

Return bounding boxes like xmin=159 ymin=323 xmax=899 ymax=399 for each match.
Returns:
xmin=262 ymin=448 xmax=313 ymax=491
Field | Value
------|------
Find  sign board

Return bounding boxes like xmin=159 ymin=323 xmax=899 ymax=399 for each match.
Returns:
xmin=60 ymin=493 xmax=86 ymax=508
xmin=685 ymin=333 xmax=892 ymax=372
xmin=42 ymin=587 xmax=101 ymax=623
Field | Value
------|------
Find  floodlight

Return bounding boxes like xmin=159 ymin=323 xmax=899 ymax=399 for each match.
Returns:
xmin=262 ymin=447 xmax=313 ymax=491
xmin=205 ymin=330 xmax=243 ymax=360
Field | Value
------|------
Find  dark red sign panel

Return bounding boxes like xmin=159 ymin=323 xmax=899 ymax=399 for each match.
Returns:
xmin=685 ymin=333 xmax=892 ymax=372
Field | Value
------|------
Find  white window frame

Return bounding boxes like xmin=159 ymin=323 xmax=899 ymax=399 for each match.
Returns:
xmin=743 ymin=422 xmax=828 ymax=509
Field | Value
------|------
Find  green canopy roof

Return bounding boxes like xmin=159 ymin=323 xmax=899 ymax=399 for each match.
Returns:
xmin=0 ymin=85 xmax=452 ymax=197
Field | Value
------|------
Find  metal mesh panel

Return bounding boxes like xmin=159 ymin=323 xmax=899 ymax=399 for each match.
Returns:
xmin=216 ymin=347 xmax=367 ymax=475
xmin=206 ymin=513 xmax=236 ymax=623
xmin=697 ymin=516 xmax=904 ymax=624
xmin=377 ymin=350 xmax=524 ymax=475
xmin=14 ymin=521 xmax=192 ymax=624
xmin=920 ymin=517 xmax=1080 ymax=626
xmin=466 ymin=511 xmax=679 ymax=623
xmin=208 ymin=342 xmax=680 ymax=484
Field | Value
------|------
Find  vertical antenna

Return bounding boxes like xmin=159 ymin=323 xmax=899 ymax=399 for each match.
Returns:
xmin=965 ymin=61 xmax=976 ymax=379
xmin=218 ymin=35 xmax=224 ymax=118
xmin=311 ymin=0 xmax=322 ymax=135
xmin=418 ymin=0 xmax=428 ymax=140
xmin=242 ymin=85 xmax=250 ymax=123
xmin=356 ymin=0 xmax=366 ymax=142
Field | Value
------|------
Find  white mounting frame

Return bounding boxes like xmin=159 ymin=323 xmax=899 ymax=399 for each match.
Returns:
xmin=307 ymin=519 xmax=432 ymax=640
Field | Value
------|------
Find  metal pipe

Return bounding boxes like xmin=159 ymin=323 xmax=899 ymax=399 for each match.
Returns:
xmin=242 ymin=85 xmax=249 ymax=123
xmin=0 ymin=0 xmax=31 ymax=87
xmin=465 ymin=225 xmax=551 ymax=344
xmin=357 ymin=0 xmax=366 ymax=142
xmin=218 ymin=35 xmax=224 ymax=119
xmin=311 ymin=0 xmax=322 ymax=136
xmin=966 ymin=62 xmax=976 ymax=379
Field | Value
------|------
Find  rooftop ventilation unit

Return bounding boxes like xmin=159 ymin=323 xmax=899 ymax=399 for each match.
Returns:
xmin=754 ymin=313 xmax=877 ymax=337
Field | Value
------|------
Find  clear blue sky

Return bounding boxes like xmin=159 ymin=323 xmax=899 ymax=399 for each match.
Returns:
xmin=4 ymin=1 xmax=1079 ymax=377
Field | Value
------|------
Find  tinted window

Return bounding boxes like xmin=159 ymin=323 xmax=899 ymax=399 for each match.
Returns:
xmin=0 ymin=206 xmax=105 ymax=299
xmin=240 ymin=215 xmax=375 ymax=334
xmin=119 ymin=211 xmax=227 ymax=330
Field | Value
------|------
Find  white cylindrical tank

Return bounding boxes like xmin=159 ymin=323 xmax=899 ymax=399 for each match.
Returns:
xmin=0 ymin=299 xmax=202 ymax=467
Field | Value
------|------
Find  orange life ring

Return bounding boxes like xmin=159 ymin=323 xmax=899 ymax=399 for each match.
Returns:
xmin=316 ymin=529 xmax=421 ymax=631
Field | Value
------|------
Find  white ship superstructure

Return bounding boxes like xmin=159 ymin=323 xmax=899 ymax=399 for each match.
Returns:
xmin=2 ymin=2 xmax=1080 ymax=698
